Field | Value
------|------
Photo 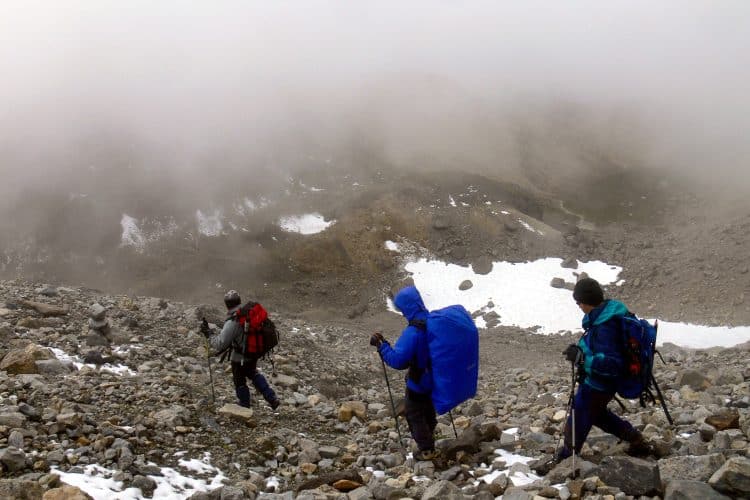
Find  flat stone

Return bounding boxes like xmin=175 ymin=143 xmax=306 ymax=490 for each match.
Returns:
xmin=218 ymin=404 xmax=255 ymax=426
xmin=19 ymin=300 xmax=68 ymax=317
xmin=706 ymin=409 xmax=740 ymax=431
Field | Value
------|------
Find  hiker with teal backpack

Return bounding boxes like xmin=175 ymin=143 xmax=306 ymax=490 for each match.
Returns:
xmin=201 ymin=290 xmax=281 ymax=410
xmin=370 ymin=285 xmax=479 ymax=460
xmin=557 ymin=278 xmax=653 ymax=462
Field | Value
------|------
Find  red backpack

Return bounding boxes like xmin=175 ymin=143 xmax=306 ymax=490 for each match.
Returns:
xmin=229 ymin=302 xmax=279 ymax=357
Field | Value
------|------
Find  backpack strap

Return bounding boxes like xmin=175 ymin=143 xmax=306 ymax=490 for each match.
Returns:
xmin=407 ymin=319 xmax=428 ymax=383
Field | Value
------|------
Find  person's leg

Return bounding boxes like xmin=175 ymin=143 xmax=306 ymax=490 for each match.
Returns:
xmin=560 ymin=383 xmax=596 ymax=458
xmin=248 ymin=357 xmax=280 ymax=408
xmin=404 ymin=388 xmax=435 ymax=454
xmin=231 ymin=361 xmax=251 ymax=407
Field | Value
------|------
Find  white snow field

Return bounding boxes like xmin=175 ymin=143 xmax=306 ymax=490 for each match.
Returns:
xmin=393 ymin=257 xmax=750 ymax=348
xmin=278 ymin=213 xmax=335 ymax=235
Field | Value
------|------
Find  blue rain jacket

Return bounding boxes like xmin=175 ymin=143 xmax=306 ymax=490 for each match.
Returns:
xmin=378 ymin=286 xmax=434 ymax=395
xmin=577 ymin=299 xmax=628 ymax=392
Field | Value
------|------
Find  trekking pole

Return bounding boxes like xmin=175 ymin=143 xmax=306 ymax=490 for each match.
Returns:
xmin=554 ymin=351 xmax=579 ymax=461
xmin=448 ymin=410 xmax=458 ymax=438
xmin=379 ymin=354 xmax=405 ymax=447
xmin=570 ymin=351 xmax=580 ymax=479
xmin=651 ymin=320 xmax=674 ymax=426
xmin=202 ymin=319 xmax=216 ymax=405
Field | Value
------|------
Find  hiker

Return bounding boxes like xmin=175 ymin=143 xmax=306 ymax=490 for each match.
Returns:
xmin=559 ymin=277 xmax=650 ymax=460
xmin=201 ymin=290 xmax=280 ymax=410
xmin=370 ymin=286 xmax=438 ymax=460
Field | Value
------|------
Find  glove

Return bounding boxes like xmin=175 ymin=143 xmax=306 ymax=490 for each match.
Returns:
xmin=563 ymin=344 xmax=582 ymax=364
xmin=370 ymin=332 xmax=385 ymax=348
xmin=200 ymin=318 xmax=211 ymax=338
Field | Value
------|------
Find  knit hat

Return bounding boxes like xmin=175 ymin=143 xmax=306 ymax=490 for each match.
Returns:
xmin=573 ymin=278 xmax=604 ymax=306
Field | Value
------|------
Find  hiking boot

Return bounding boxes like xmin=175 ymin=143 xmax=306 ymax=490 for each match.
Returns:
xmin=414 ymin=449 xmax=438 ymax=461
xmin=626 ymin=435 xmax=653 ymax=457
xmin=270 ymin=398 xmax=281 ymax=410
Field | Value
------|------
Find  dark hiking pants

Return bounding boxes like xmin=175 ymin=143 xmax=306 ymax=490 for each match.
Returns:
xmin=560 ymin=383 xmax=639 ymax=458
xmin=405 ymin=388 xmax=437 ymax=452
xmin=231 ymin=359 xmax=277 ymax=408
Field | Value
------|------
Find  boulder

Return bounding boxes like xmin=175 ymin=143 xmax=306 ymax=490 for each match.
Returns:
xmin=459 ymin=280 xmax=474 ymax=291
xmin=217 ymin=404 xmax=255 ymax=426
xmin=705 ymin=409 xmax=740 ymax=430
xmin=42 ymin=485 xmax=94 ymax=500
xmin=422 ymin=480 xmax=463 ymax=499
xmin=0 ymin=344 xmax=53 ymax=374
xmin=663 ymin=480 xmax=731 ymax=500
xmin=561 ymin=257 xmax=578 ymax=269
xmin=659 ymin=453 xmax=726 ymax=482
xmin=0 ymin=479 xmax=44 ymax=500
xmin=338 ymin=401 xmax=367 ymax=422
xmin=0 ymin=447 xmax=27 ymax=472
xmin=36 ymin=359 xmax=74 ymax=376
xmin=0 ymin=411 xmax=27 ymax=428
xmin=708 ymin=456 xmax=750 ymax=498
xmin=89 ymin=303 xmax=107 ymax=321
xmin=471 ymin=257 xmax=494 ymax=275
xmin=590 ymin=456 xmax=661 ymax=496
xmin=550 ymin=277 xmax=566 ymax=289
xmin=676 ymin=369 xmax=711 ymax=391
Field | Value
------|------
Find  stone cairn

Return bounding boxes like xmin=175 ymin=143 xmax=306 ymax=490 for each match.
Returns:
xmin=86 ymin=302 xmax=111 ymax=346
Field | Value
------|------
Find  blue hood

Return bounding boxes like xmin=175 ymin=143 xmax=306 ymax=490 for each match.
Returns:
xmin=393 ymin=286 xmax=429 ymax=322
xmin=583 ymin=299 xmax=629 ymax=329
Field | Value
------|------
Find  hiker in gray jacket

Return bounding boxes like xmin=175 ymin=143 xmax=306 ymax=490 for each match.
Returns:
xmin=201 ymin=290 xmax=280 ymax=409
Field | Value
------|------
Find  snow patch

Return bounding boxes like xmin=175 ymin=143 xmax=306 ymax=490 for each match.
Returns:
xmin=120 ymin=215 xmax=146 ymax=250
xmin=448 ymin=195 xmax=457 ymax=207
xmin=400 ymin=257 xmax=620 ymax=334
xmin=196 ymin=210 xmax=223 ymax=236
xmin=384 ymin=240 xmax=400 ymax=252
xmin=50 ymin=347 xmax=136 ymax=376
xmin=517 ymin=218 xmax=544 ymax=235
xmin=51 ymin=455 xmax=227 ymax=500
xmin=278 ymin=213 xmax=335 ymax=235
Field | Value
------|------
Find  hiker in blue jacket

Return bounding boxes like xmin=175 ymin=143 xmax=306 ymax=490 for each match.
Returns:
xmin=370 ymin=286 xmax=437 ymax=460
xmin=559 ymin=278 xmax=649 ymax=460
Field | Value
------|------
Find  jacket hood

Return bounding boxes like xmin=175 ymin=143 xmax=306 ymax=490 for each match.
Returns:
xmin=583 ymin=299 xmax=629 ymax=328
xmin=393 ymin=286 xmax=429 ymax=322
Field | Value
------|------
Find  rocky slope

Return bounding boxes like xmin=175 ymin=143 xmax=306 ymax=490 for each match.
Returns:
xmin=1 ymin=279 xmax=749 ymax=499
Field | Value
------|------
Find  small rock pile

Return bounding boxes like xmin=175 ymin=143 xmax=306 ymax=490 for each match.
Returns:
xmin=86 ymin=303 xmax=111 ymax=346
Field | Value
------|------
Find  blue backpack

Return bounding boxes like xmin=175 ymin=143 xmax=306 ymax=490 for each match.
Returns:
xmin=410 ymin=305 xmax=479 ymax=414
xmin=616 ymin=315 xmax=657 ymax=400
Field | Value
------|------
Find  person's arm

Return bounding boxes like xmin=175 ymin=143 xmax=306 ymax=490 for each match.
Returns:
xmin=579 ymin=323 xmax=624 ymax=379
xmin=208 ymin=320 xmax=239 ymax=355
xmin=378 ymin=328 xmax=417 ymax=370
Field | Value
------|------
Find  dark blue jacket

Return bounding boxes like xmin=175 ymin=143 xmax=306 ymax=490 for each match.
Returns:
xmin=577 ymin=299 xmax=628 ymax=392
xmin=379 ymin=286 xmax=434 ymax=394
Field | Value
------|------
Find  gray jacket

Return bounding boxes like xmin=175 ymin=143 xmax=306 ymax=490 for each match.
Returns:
xmin=208 ymin=305 xmax=248 ymax=363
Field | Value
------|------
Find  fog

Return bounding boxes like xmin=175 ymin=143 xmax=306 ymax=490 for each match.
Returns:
xmin=2 ymin=0 xmax=749 ymax=206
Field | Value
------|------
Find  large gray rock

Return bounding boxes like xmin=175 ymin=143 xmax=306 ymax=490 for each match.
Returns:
xmin=0 ymin=479 xmax=44 ymax=500
xmin=0 ymin=411 xmax=27 ymax=428
xmin=0 ymin=447 xmax=27 ymax=472
xmin=708 ymin=456 xmax=750 ymax=498
xmin=152 ymin=404 xmax=192 ymax=427
xmin=471 ymin=257 xmax=493 ymax=275
xmin=459 ymin=280 xmax=474 ymax=291
xmin=659 ymin=453 xmax=726 ymax=482
xmin=590 ymin=456 xmax=661 ymax=497
xmin=421 ymin=480 xmax=463 ymax=500
xmin=676 ymin=369 xmax=711 ymax=391
xmin=664 ymin=480 xmax=731 ymax=500
xmin=500 ymin=487 xmax=533 ymax=500
xmin=89 ymin=303 xmax=107 ymax=321
xmin=347 ymin=486 xmax=373 ymax=500
xmin=36 ymin=358 xmax=74 ymax=375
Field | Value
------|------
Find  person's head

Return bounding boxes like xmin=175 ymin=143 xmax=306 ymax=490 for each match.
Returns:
xmin=392 ymin=285 xmax=428 ymax=322
xmin=573 ymin=278 xmax=604 ymax=313
xmin=223 ymin=290 xmax=241 ymax=310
